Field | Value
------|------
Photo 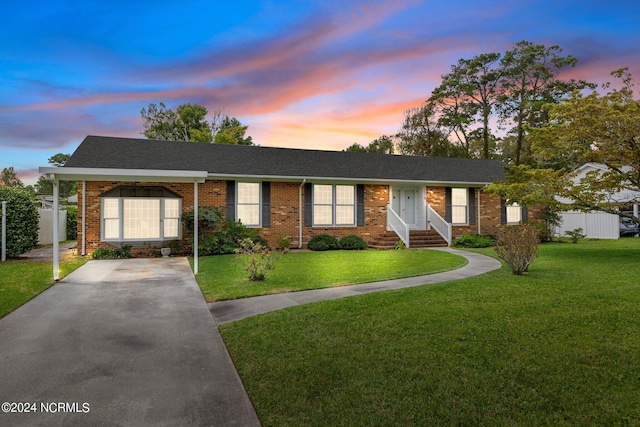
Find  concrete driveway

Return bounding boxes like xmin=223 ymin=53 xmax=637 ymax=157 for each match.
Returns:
xmin=0 ymin=258 xmax=260 ymax=427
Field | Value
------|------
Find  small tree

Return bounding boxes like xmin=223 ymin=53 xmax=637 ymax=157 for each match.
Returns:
xmin=494 ymin=224 xmax=539 ymax=275
xmin=0 ymin=187 xmax=39 ymax=257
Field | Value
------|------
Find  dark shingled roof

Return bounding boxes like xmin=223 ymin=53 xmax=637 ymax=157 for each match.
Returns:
xmin=64 ymin=135 xmax=506 ymax=184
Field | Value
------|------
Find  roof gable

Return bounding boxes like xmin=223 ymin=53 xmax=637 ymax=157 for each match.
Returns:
xmin=63 ymin=135 xmax=506 ymax=184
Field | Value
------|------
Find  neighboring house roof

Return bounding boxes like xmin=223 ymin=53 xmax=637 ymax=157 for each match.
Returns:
xmin=61 ymin=135 xmax=506 ymax=185
xmin=558 ymin=163 xmax=640 ymax=205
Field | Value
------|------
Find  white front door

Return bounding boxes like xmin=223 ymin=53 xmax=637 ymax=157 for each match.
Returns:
xmin=392 ymin=187 xmax=417 ymax=226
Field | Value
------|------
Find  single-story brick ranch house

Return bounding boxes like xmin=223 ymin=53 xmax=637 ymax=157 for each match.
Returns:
xmin=40 ymin=135 xmax=541 ymax=275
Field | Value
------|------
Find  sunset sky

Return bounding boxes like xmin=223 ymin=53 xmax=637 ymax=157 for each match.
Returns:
xmin=2 ymin=0 xmax=639 ymax=185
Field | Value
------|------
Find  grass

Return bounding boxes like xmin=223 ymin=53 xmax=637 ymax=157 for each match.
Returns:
xmin=194 ymin=249 xmax=467 ymax=301
xmin=0 ymin=257 xmax=88 ymax=318
xmin=220 ymin=239 xmax=640 ymax=426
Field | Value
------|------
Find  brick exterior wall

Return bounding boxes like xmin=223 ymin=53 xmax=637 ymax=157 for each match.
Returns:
xmin=77 ymin=180 xmax=543 ymax=254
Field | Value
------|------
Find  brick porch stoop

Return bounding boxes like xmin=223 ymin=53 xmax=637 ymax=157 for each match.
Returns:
xmin=368 ymin=230 xmax=448 ymax=249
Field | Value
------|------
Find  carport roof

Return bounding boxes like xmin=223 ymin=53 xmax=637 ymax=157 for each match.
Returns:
xmin=60 ymin=135 xmax=507 ymax=185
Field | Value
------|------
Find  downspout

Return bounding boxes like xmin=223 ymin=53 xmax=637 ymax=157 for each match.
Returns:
xmin=299 ymin=179 xmax=306 ymax=249
xmin=81 ymin=180 xmax=86 ymax=256
xmin=477 ymin=188 xmax=481 ymax=234
xmin=194 ymin=180 xmax=199 ymax=275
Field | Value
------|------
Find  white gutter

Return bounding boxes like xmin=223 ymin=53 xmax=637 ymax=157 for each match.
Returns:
xmin=205 ymin=173 xmax=495 ymax=187
xmin=39 ymin=167 xmax=207 ymax=183
xmin=194 ymin=181 xmax=199 ymax=275
xmin=299 ymin=179 xmax=306 ymax=249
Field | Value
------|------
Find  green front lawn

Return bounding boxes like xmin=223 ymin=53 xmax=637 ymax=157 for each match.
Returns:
xmin=194 ymin=249 xmax=467 ymax=301
xmin=220 ymin=239 xmax=640 ymax=426
xmin=0 ymin=257 xmax=88 ymax=318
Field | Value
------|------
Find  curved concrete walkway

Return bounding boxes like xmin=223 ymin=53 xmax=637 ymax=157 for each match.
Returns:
xmin=209 ymin=248 xmax=502 ymax=325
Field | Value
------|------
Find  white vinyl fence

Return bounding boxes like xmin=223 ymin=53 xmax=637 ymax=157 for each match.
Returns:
xmin=555 ymin=211 xmax=619 ymax=239
xmin=38 ymin=209 xmax=67 ymax=245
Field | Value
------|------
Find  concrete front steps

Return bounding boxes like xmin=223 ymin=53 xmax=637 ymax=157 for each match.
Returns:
xmin=368 ymin=229 xmax=448 ymax=249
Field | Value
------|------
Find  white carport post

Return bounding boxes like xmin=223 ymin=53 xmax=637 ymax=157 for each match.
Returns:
xmin=52 ymin=177 xmax=60 ymax=281
xmin=634 ymin=204 xmax=639 ymax=220
xmin=194 ymin=180 xmax=199 ymax=275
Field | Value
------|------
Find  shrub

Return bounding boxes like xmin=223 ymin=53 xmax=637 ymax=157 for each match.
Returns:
xmin=0 ymin=187 xmax=39 ymax=257
xmin=339 ymin=235 xmax=367 ymax=250
xmin=453 ymin=234 xmax=495 ymax=248
xmin=494 ymin=224 xmax=539 ymax=275
xmin=394 ymin=240 xmax=406 ymax=250
xmin=183 ymin=206 xmax=225 ymax=239
xmin=308 ymin=234 xmax=341 ymax=251
xmin=199 ymin=220 xmax=264 ymax=255
xmin=277 ymin=234 xmax=292 ymax=252
xmin=91 ymin=245 xmax=132 ymax=260
xmin=564 ymin=228 xmax=586 ymax=244
xmin=166 ymin=239 xmax=185 ymax=255
xmin=235 ymin=238 xmax=281 ymax=281
xmin=65 ymin=206 xmax=78 ymax=240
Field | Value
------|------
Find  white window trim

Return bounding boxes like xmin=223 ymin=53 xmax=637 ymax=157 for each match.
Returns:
xmin=101 ymin=197 xmax=182 ymax=242
xmin=236 ymin=182 xmax=261 ymax=228
xmin=312 ymin=184 xmax=356 ymax=227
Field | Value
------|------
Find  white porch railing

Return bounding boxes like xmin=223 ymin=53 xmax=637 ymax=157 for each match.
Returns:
xmin=427 ymin=205 xmax=452 ymax=245
xmin=387 ymin=204 xmax=410 ymax=248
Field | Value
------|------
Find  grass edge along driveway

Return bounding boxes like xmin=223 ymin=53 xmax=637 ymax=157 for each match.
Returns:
xmin=193 ymin=249 xmax=467 ymax=302
xmin=0 ymin=257 xmax=88 ymax=319
xmin=220 ymin=239 xmax=640 ymax=426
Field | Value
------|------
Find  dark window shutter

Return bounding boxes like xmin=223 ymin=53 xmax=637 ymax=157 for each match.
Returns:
xmin=262 ymin=182 xmax=271 ymax=227
xmin=522 ymin=207 xmax=529 ymax=222
xmin=469 ymin=188 xmax=476 ymax=225
xmin=304 ymin=183 xmax=313 ymax=227
xmin=356 ymin=184 xmax=365 ymax=226
xmin=445 ymin=187 xmax=452 ymax=223
xmin=500 ymin=198 xmax=507 ymax=224
xmin=226 ymin=180 xmax=236 ymax=221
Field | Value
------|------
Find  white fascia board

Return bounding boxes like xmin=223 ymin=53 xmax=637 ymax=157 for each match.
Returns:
xmin=205 ymin=173 xmax=493 ymax=187
xmin=39 ymin=167 xmax=207 ymax=183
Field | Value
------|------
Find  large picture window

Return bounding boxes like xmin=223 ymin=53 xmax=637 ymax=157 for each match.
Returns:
xmin=313 ymin=184 xmax=355 ymax=226
xmin=101 ymin=188 xmax=181 ymax=242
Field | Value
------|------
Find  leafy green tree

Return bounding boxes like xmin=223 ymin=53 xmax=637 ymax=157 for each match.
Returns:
xmin=141 ymin=102 xmax=214 ymax=142
xmin=141 ymin=103 xmax=254 ymax=145
xmin=0 ymin=187 xmax=39 ymax=256
xmin=213 ymin=116 xmax=254 ymax=145
xmin=489 ymin=69 xmax=640 ymax=224
xmin=0 ymin=167 xmax=23 ymax=188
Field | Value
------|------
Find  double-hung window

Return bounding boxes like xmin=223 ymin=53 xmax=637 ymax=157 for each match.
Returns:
xmin=237 ymin=182 xmax=260 ymax=227
xmin=313 ymin=184 xmax=355 ymax=226
xmin=451 ymin=188 xmax=468 ymax=225
xmin=506 ymin=202 xmax=522 ymax=224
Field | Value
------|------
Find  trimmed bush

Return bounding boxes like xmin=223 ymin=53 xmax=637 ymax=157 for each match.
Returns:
xmin=91 ymin=245 xmax=132 ymax=259
xmin=453 ymin=233 xmax=495 ymax=248
xmin=308 ymin=234 xmax=340 ymax=251
xmin=0 ymin=187 xmax=39 ymax=257
xmin=339 ymin=235 xmax=367 ymax=250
